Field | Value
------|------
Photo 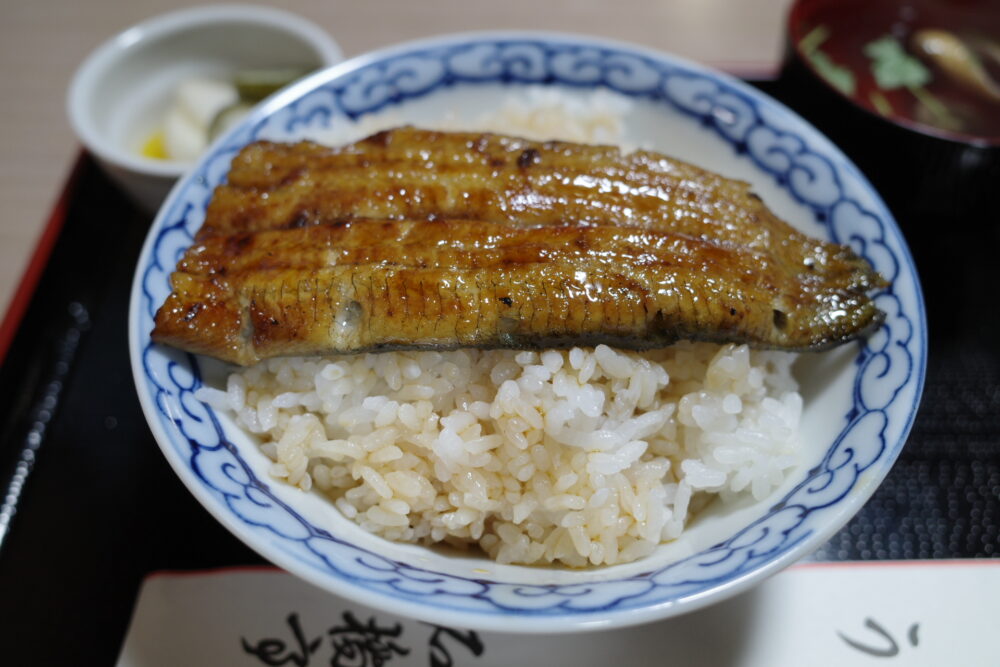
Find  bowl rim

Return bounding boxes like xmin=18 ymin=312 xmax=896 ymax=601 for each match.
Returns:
xmin=66 ymin=3 xmax=343 ymax=178
xmin=130 ymin=29 xmax=928 ymax=633
xmin=786 ymin=0 xmax=1000 ymax=149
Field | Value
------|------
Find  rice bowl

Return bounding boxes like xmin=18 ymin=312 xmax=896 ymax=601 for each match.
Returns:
xmin=130 ymin=32 xmax=926 ymax=631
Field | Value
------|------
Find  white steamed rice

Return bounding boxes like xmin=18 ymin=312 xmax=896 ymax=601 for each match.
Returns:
xmin=198 ymin=343 xmax=800 ymax=567
xmin=195 ymin=90 xmax=803 ymax=567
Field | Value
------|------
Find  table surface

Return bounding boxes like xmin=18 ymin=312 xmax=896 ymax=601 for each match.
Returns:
xmin=0 ymin=0 xmax=791 ymax=321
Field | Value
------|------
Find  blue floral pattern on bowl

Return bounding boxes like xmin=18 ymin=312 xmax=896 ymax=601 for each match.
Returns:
xmin=129 ymin=33 xmax=926 ymax=632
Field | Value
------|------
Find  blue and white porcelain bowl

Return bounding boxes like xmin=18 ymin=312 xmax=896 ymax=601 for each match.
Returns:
xmin=129 ymin=32 xmax=927 ymax=633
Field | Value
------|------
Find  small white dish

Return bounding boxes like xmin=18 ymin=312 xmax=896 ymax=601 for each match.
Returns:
xmin=67 ymin=4 xmax=342 ymax=211
xmin=129 ymin=32 xmax=927 ymax=633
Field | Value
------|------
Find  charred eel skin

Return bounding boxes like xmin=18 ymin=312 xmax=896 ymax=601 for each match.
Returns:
xmin=152 ymin=128 xmax=886 ymax=365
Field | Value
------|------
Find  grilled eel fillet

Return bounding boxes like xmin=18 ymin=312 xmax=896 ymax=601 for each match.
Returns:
xmin=152 ymin=128 xmax=887 ymax=366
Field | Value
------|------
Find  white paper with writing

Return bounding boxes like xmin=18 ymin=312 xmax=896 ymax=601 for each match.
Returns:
xmin=116 ymin=561 xmax=1000 ymax=667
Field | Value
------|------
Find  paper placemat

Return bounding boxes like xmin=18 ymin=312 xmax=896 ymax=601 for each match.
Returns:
xmin=116 ymin=561 xmax=1000 ymax=666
